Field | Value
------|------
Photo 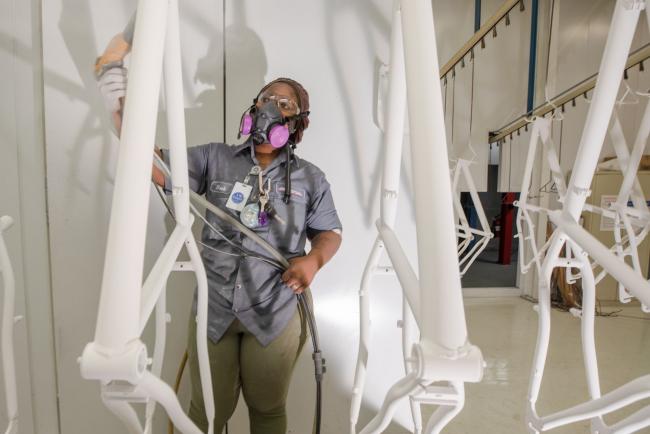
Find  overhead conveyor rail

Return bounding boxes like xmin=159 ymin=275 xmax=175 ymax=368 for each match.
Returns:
xmin=490 ymin=42 xmax=650 ymax=144
xmin=439 ymin=0 xmax=525 ymax=79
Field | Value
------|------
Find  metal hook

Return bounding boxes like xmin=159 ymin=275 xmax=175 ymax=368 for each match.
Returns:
xmin=544 ymin=85 xmax=564 ymax=121
xmin=616 ymin=79 xmax=639 ymax=106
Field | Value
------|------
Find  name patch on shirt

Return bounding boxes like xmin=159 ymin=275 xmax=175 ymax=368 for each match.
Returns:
xmin=276 ymin=184 xmax=306 ymax=201
xmin=210 ymin=181 xmax=233 ymax=195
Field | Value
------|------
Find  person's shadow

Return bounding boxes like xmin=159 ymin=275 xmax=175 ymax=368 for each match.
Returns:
xmin=222 ymin=0 xmax=267 ymax=145
xmin=153 ymin=0 xmax=267 ymax=148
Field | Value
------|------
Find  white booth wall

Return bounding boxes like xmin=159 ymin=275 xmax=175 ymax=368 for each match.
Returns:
xmin=2 ymin=0 xmax=649 ymax=433
xmin=0 ymin=0 xmax=59 ymax=432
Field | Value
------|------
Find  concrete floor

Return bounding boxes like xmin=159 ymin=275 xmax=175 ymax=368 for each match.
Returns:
xmin=407 ymin=297 xmax=650 ymax=434
xmin=461 ymin=237 xmax=518 ymax=288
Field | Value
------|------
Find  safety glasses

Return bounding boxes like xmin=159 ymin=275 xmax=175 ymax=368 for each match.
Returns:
xmin=257 ymin=92 xmax=300 ymax=115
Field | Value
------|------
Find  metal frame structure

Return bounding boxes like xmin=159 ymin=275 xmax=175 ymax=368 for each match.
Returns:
xmin=68 ymin=0 xmax=650 ymax=433
xmin=78 ymin=1 xmax=215 ymax=433
xmin=515 ymin=1 xmax=650 ymax=432
xmin=452 ymin=159 xmax=493 ymax=277
xmin=350 ymin=1 xmax=484 ymax=433
xmin=0 ymin=216 xmax=18 ymax=434
xmin=601 ymin=107 xmax=650 ymax=311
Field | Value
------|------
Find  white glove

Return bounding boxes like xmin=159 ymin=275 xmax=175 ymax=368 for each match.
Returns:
xmin=97 ymin=66 xmax=127 ymax=113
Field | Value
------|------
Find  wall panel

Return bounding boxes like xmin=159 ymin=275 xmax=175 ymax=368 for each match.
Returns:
xmin=0 ymin=0 xmax=58 ymax=432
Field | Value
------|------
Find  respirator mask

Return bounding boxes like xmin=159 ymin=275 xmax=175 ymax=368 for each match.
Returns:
xmin=238 ymin=86 xmax=308 ymax=203
xmin=239 ymin=101 xmax=291 ymax=148
xmin=239 ymin=90 xmax=304 ymax=148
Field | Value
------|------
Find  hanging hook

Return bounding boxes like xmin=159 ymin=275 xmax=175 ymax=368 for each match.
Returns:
xmin=616 ymin=79 xmax=639 ymax=106
xmin=544 ymin=85 xmax=564 ymax=121
xmin=524 ymin=113 xmax=538 ymax=123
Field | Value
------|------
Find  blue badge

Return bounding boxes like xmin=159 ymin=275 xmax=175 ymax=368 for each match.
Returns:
xmin=232 ymin=192 xmax=245 ymax=204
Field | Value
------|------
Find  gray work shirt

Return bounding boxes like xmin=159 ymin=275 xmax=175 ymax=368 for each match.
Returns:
xmin=163 ymin=141 xmax=342 ymax=346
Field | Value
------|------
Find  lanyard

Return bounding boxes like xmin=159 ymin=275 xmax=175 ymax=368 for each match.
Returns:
xmin=243 ymin=165 xmax=261 ymax=185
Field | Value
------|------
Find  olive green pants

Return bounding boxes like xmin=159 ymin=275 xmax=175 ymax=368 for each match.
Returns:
xmin=187 ymin=308 xmax=307 ymax=434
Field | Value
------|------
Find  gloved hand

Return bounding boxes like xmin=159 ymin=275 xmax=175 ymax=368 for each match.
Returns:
xmin=97 ymin=65 xmax=127 ymax=113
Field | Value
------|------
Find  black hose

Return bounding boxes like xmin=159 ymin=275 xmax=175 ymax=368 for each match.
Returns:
xmin=316 ymin=381 xmax=322 ymax=434
xmin=297 ymin=293 xmax=324 ymax=434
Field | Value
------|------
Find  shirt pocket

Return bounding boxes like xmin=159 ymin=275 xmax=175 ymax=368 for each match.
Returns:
xmin=265 ymin=194 xmax=308 ymax=254
xmin=204 ymin=180 xmax=240 ymax=239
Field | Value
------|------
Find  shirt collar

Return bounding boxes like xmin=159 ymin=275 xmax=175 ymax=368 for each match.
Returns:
xmin=233 ymin=139 xmax=252 ymax=155
xmin=233 ymin=139 xmax=300 ymax=169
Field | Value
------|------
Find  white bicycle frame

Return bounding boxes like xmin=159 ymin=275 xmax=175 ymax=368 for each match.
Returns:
xmin=0 ymin=216 xmax=18 ymax=434
xmin=350 ymin=1 xmax=484 ymax=433
xmin=604 ymin=109 xmax=650 ymax=311
xmin=515 ymin=1 xmax=650 ymax=432
xmin=452 ymin=159 xmax=493 ymax=277
xmin=79 ymin=1 xmax=214 ymax=433
xmin=515 ymin=117 xmax=566 ymax=278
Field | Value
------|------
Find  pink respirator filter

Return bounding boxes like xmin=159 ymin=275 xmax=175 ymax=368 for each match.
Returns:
xmin=269 ymin=125 xmax=290 ymax=148
xmin=240 ymin=114 xmax=253 ymax=136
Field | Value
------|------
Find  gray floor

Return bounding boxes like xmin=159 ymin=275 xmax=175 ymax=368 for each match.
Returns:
xmin=462 ymin=237 xmax=518 ymax=288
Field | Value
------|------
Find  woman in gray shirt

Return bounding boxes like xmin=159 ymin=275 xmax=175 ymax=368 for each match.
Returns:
xmin=100 ymin=68 xmax=342 ymax=433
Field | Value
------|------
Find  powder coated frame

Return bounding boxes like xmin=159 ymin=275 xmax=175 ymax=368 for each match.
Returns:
xmin=78 ymin=0 xmax=214 ymax=433
xmin=452 ymin=159 xmax=494 ymax=277
xmin=349 ymin=1 xmax=485 ymax=433
xmin=603 ymin=109 xmax=650 ymax=311
xmin=515 ymin=1 xmax=650 ymax=432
